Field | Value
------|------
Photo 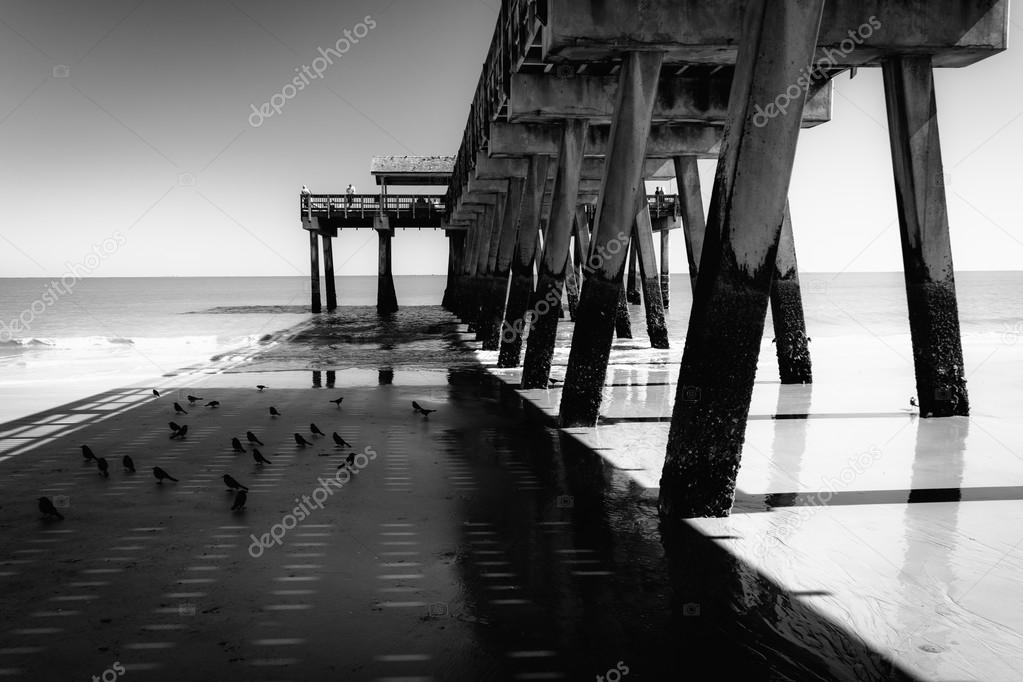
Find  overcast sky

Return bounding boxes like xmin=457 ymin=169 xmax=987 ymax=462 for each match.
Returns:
xmin=1 ymin=0 xmax=1021 ymax=278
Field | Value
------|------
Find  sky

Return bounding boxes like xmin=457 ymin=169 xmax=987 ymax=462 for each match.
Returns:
xmin=0 ymin=0 xmax=1021 ymax=278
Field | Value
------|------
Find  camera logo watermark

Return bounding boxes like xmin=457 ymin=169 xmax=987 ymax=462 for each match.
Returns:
xmin=249 ymin=15 xmax=377 ymax=127
xmin=90 ymin=661 xmax=125 ymax=682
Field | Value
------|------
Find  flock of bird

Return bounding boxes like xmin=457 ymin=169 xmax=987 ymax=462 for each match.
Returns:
xmin=37 ymin=385 xmax=438 ymax=520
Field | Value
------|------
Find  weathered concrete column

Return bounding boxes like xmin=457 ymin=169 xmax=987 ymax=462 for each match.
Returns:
xmin=659 ymin=0 xmax=826 ymax=519
xmin=462 ymin=213 xmax=484 ymax=329
xmin=614 ymin=279 xmax=633 ymax=338
xmin=376 ymin=218 xmax=398 ymax=315
xmin=446 ymin=231 xmax=466 ymax=313
xmin=674 ymin=155 xmax=706 ymax=292
xmin=482 ymin=182 xmax=523 ymax=350
xmin=322 ymin=235 xmax=337 ymax=311
xmin=883 ymin=55 xmax=969 ymax=418
xmin=499 ymin=156 xmax=549 ymax=367
xmin=475 ymin=201 xmax=503 ymax=341
xmin=634 ymin=191 xmax=670 ymax=349
xmin=626 ymin=238 xmax=641 ymax=304
xmin=660 ymin=230 xmax=670 ymax=309
xmin=559 ymin=51 xmax=663 ymax=425
xmin=308 ymin=230 xmax=321 ymax=314
xmin=442 ymin=232 xmax=457 ymax=311
xmin=521 ymin=120 xmax=588 ymax=389
xmin=565 ymin=234 xmax=581 ymax=320
xmin=770 ymin=202 xmax=812 ymax=383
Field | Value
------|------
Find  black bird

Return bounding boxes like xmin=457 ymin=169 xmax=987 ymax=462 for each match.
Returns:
xmin=412 ymin=401 xmax=436 ymax=417
xmin=332 ymin=432 xmax=351 ymax=448
xmin=38 ymin=497 xmax=63 ymax=520
xmin=231 ymin=490 xmax=247 ymax=511
xmin=252 ymin=448 xmax=271 ymax=465
xmin=294 ymin=433 xmax=312 ymax=447
xmin=269 ymin=406 xmax=281 ymax=417
xmin=187 ymin=394 xmax=203 ymax=403
xmin=169 ymin=421 xmax=182 ymax=434
xmin=346 ymin=452 xmax=356 ymax=467
xmin=910 ymin=397 xmax=918 ymax=407
xmin=330 ymin=397 xmax=344 ymax=407
xmin=246 ymin=431 xmax=264 ymax=446
xmin=153 ymin=466 xmax=178 ymax=483
xmin=96 ymin=457 xmax=109 ymax=478
xmin=152 ymin=389 xmax=160 ymax=397
xmin=123 ymin=455 xmax=135 ymax=473
xmin=231 ymin=437 xmax=246 ymax=453
xmin=173 ymin=402 xmax=188 ymax=415
xmin=310 ymin=423 xmax=325 ymax=437
xmin=222 ymin=474 xmax=248 ymax=491
xmin=548 ymin=377 xmax=562 ymax=385
xmin=81 ymin=445 xmax=96 ymax=461
xmin=170 ymin=424 xmax=188 ymax=439
xmin=205 ymin=400 xmax=220 ymax=408
xmin=256 ymin=385 xmax=268 ymax=391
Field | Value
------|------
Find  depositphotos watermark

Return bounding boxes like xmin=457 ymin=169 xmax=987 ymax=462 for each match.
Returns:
xmin=249 ymin=15 xmax=377 ymax=127
xmin=248 ymin=446 xmax=378 ymax=557
xmin=0 ymin=232 xmax=127 ymax=343
xmin=753 ymin=16 xmax=882 ymax=127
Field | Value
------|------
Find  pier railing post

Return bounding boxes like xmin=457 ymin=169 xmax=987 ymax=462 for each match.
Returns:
xmin=558 ymin=50 xmax=663 ymax=424
xmin=322 ymin=235 xmax=338 ymax=311
xmin=520 ymin=119 xmax=588 ymax=389
xmin=659 ymin=0 xmax=826 ymax=519
xmin=883 ymin=55 xmax=969 ymax=417
xmin=770 ymin=201 xmax=812 ymax=383
xmin=309 ymin=230 xmax=322 ymax=314
xmin=375 ymin=216 xmax=398 ymax=315
xmin=498 ymin=155 xmax=549 ymax=367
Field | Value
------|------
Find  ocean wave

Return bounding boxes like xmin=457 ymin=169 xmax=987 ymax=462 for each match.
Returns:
xmin=185 ymin=305 xmax=312 ymax=315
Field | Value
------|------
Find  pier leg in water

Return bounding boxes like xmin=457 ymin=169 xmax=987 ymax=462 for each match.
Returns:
xmin=463 ymin=212 xmax=484 ymax=331
xmin=659 ymin=0 xmax=825 ymax=518
xmin=482 ymin=180 xmax=524 ymax=351
xmin=883 ymin=55 xmax=969 ymax=417
xmin=626 ymin=238 xmax=641 ymax=304
xmin=660 ymin=230 xmax=670 ymax=309
xmin=565 ymin=236 xmax=582 ymax=321
xmin=499 ymin=157 xmax=549 ymax=367
xmin=322 ymin=234 xmax=337 ymax=311
xmin=475 ymin=202 xmax=502 ymax=341
xmin=675 ymin=155 xmax=706 ymax=294
xmin=614 ymin=277 xmax=633 ymax=339
xmin=770 ymin=202 xmax=811 ymax=383
xmin=634 ymin=192 xmax=670 ymax=349
xmin=559 ymin=51 xmax=663 ymax=425
xmin=521 ymin=120 xmax=587 ymax=389
xmin=308 ymin=230 xmax=321 ymax=314
xmin=376 ymin=221 xmax=398 ymax=315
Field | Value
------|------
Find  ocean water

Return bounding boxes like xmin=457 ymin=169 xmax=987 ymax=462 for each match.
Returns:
xmin=0 ymin=272 xmax=1020 ymax=423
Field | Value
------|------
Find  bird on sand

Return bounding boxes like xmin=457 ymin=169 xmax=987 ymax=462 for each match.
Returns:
xmin=173 ymin=402 xmax=188 ymax=415
xmin=346 ymin=452 xmax=356 ymax=467
xmin=123 ymin=455 xmax=135 ymax=473
xmin=170 ymin=424 xmax=188 ymax=439
xmin=269 ymin=406 xmax=281 ymax=417
xmin=256 ymin=385 xmax=268 ymax=391
xmin=186 ymin=394 xmax=203 ymax=403
xmin=205 ymin=400 xmax=220 ymax=408
xmin=38 ymin=496 xmax=64 ymax=520
xmin=252 ymin=448 xmax=271 ymax=465
xmin=231 ymin=490 xmax=247 ymax=511
xmin=310 ymin=423 xmax=325 ymax=437
xmin=294 ymin=433 xmax=313 ymax=447
xmin=222 ymin=474 xmax=248 ymax=491
xmin=81 ymin=445 xmax=96 ymax=461
xmin=169 ymin=421 xmax=182 ymax=434
xmin=152 ymin=389 xmax=160 ymax=397
xmin=231 ymin=437 xmax=246 ymax=453
xmin=330 ymin=397 xmax=344 ymax=407
xmin=332 ymin=432 xmax=351 ymax=448
xmin=548 ymin=377 xmax=562 ymax=385
xmin=96 ymin=457 xmax=109 ymax=478
xmin=246 ymin=431 xmax=264 ymax=446
xmin=153 ymin=466 xmax=178 ymax=483
xmin=412 ymin=401 xmax=436 ymax=417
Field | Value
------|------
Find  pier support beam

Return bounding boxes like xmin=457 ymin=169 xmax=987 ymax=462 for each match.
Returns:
xmin=322 ymin=235 xmax=337 ymax=311
xmin=376 ymin=222 xmax=398 ymax=315
xmin=614 ymin=281 xmax=633 ymax=338
xmin=481 ymin=182 xmax=523 ymax=351
xmin=659 ymin=0 xmax=826 ymax=519
xmin=499 ymin=156 xmax=549 ymax=367
xmin=565 ymin=233 xmax=581 ymax=320
xmin=660 ymin=230 xmax=670 ymax=309
xmin=559 ymin=50 xmax=663 ymax=425
xmin=475 ymin=202 xmax=502 ymax=342
xmin=883 ymin=55 xmax=969 ymax=417
xmin=309 ymin=230 xmax=321 ymax=314
xmin=626 ymin=239 xmax=641 ymax=304
xmin=521 ymin=120 xmax=588 ymax=389
xmin=675 ymin=155 xmax=706 ymax=293
xmin=634 ymin=192 xmax=670 ymax=349
xmin=770 ymin=203 xmax=812 ymax=383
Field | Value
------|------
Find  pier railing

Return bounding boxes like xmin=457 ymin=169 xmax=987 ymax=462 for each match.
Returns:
xmin=300 ymin=194 xmax=447 ymax=221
